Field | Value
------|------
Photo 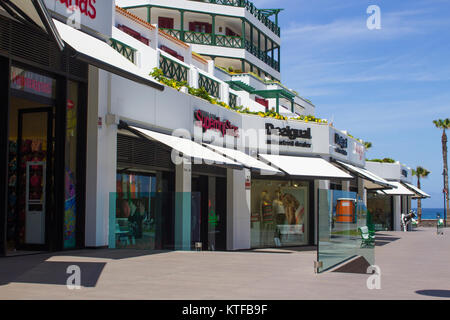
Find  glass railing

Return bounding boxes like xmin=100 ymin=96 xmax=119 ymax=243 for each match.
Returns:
xmin=317 ymin=189 xmax=375 ymax=273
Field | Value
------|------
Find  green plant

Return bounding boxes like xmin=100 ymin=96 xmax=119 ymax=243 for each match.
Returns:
xmin=367 ymin=158 xmax=396 ymax=163
xmin=412 ymin=166 xmax=431 ymax=224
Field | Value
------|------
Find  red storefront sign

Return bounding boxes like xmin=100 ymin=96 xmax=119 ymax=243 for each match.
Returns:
xmin=194 ymin=109 xmax=239 ymax=137
xmin=10 ymin=67 xmax=56 ymax=99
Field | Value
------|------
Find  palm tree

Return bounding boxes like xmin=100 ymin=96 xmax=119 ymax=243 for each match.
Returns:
xmin=412 ymin=166 xmax=431 ymax=224
xmin=433 ymin=118 xmax=450 ymax=222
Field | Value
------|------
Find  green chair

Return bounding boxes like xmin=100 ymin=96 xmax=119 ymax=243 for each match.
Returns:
xmin=359 ymin=226 xmax=375 ymax=248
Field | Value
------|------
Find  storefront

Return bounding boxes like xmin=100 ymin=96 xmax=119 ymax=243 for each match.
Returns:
xmin=250 ymin=177 xmax=313 ymax=248
xmin=0 ymin=6 xmax=89 ymax=255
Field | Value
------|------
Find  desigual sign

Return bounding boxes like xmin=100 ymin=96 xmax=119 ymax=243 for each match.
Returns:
xmin=44 ymin=0 xmax=114 ymax=36
xmin=265 ymin=123 xmax=312 ymax=148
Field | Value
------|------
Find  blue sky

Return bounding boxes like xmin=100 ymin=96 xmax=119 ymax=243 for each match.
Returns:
xmin=252 ymin=0 xmax=450 ymax=208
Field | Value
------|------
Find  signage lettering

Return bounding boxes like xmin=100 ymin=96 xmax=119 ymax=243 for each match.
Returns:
xmin=334 ymin=133 xmax=348 ymax=156
xmin=57 ymin=0 xmax=97 ymax=19
xmin=265 ymin=123 xmax=312 ymax=149
xmin=194 ymin=110 xmax=239 ymax=137
xmin=10 ymin=67 xmax=55 ymax=99
xmin=265 ymin=123 xmax=312 ymax=140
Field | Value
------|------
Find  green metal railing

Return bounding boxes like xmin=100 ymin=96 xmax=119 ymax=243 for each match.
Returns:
xmin=215 ymin=34 xmax=243 ymax=48
xmin=158 ymin=28 xmax=278 ymax=71
xmin=160 ymin=28 xmax=181 ymax=40
xmin=199 ymin=73 xmax=220 ymax=98
xmin=199 ymin=0 xmax=280 ymax=36
xmin=110 ymin=38 xmax=136 ymax=63
xmin=184 ymin=30 xmax=213 ymax=45
xmin=229 ymin=92 xmax=238 ymax=108
xmin=159 ymin=54 xmax=189 ymax=82
xmin=245 ymin=42 xmax=279 ymax=71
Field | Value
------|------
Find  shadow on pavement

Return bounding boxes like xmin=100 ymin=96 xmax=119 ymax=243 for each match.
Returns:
xmin=375 ymin=235 xmax=401 ymax=247
xmin=242 ymin=246 xmax=316 ymax=254
xmin=416 ymin=290 xmax=450 ymax=298
xmin=0 ymin=249 xmax=171 ymax=287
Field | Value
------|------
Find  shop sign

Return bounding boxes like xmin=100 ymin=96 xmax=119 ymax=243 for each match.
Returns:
xmin=245 ymin=178 xmax=251 ymax=190
xmin=265 ymin=123 xmax=312 ymax=148
xmin=10 ymin=67 xmax=56 ymax=99
xmin=334 ymin=133 xmax=348 ymax=156
xmin=44 ymin=0 xmax=114 ymax=36
xmin=194 ymin=109 xmax=239 ymax=137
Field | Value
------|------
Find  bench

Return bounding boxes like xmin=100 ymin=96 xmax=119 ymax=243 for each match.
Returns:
xmin=359 ymin=226 xmax=375 ymax=248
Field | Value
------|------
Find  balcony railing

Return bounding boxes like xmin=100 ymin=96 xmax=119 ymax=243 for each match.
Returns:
xmin=229 ymin=92 xmax=238 ymax=108
xmin=245 ymin=42 xmax=279 ymax=71
xmin=110 ymin=38 xmax=136 ymax=63
xmin=199 ymin=73 xmax=220 ymax=98
xmin=184 ymin=30 xmax=213 ymax=45
xmin=160 ymin=28 xmax=181 ymax=40
xmin=196 ymin=0 xmax=280 ymax=36
xmin=158 ymin=28 xmax=279 ymax=72
xmin=215 ymin=34 xmax=243 ymax=48
xmin=159 ymin=54 xmax=189 ymax=82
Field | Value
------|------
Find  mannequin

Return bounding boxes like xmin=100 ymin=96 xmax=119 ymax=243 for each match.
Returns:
xmin=260 ymin=190 xmax=273 ymax=246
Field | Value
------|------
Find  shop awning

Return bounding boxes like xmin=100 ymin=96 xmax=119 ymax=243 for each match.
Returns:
xmin=0 ymin=0 xmax=64 ymax=50
xmin=126 ymin=125 xmax=243 ymax=169
xmin=203 ymin=144 xmax=282 ymax=175
xmin=258 ymin=154 xmax=353 ymax=179
xmin=402 ymin=182 xmax=431 ymax=199
xmin=334 ymin=160 xmax=395 ymax=190
xmin=379 ymin=181 xmax=415 ymax=196
xmin=52 ymin=19 xmax=164 ymax=91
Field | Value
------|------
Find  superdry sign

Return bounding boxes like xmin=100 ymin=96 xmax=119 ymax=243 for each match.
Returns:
xmin=44 ymin=0 xmax=113 ymax=36
xmin=194 ymin=110 xmax=239 ymax=137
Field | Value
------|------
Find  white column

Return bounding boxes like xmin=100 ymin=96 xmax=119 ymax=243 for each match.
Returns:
xmin=342 ymin=180 xmax=350 ymax=191
xmin=227 ymin=168 xmax=251 ymax=250
xmin=393 ymin=195 xmax=401 ymax=231
xmin=357 ymin=177 xmax=367 ymax=206
xmin=175 ymin=161 xmax=192 ymax=250
xmin=85 ymin=67 xmax=117 ymax=247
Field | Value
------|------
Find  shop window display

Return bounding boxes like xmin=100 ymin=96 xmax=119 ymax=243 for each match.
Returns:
xmin=113 ymin=173 xmax=157 ymax=249
xmin=251 ymin=180 xmax=309 ymax=248
xmin=367 ymin=193 xmax=393 ymax=231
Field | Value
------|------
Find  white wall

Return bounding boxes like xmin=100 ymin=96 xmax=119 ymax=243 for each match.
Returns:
xmin=85 ymin=67 xmax=118 ymax=247
xmin=227 ymin=168 xmax=251 ymax=250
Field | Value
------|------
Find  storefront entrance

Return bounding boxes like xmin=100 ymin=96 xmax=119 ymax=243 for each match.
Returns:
xmin=192 ymin=175 xmax=227 ymax=251
xmin=7 ymin=105 xmax=54 ymax=253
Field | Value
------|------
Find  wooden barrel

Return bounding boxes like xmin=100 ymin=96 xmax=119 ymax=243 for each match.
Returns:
xmin=335 ymin=198 xmax=355 ymax=223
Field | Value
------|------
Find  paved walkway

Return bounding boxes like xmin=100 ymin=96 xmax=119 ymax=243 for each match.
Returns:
xmin=0 ymin=227 xmax=449 ymax=299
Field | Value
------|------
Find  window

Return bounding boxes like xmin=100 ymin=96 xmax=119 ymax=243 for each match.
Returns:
xmin=189 ymin=22 xmax=212 ymax=33
xmin=158 ymin=17 xmax=174 ymax=29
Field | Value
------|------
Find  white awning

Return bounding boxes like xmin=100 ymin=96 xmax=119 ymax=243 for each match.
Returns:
xmin=0 ymin=0 xmax=64 ymax=50
xmin=52 ymin=19 xmax=164 ymax=91
xmin=335 ymin=160 xmax=395 ymax=190
xmin=258 ymin=154 xmax=353 ymax=179
xmin=129 ymin=126 xmax=243 ymax=169
xmin=402 ymin=182 xmax=431 ymax=199
xmin=203 ymin=144 xmax=282 ymax=175
xmin=379 ymin=181 xmax=415 ymax=196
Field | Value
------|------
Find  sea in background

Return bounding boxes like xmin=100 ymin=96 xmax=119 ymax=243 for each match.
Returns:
xmin=413 ymin=208 xmax=447 ymax=219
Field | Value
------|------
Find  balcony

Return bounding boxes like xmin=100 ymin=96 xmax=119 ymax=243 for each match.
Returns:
xmin=110 ymin=38 xmax=137 ymax=63
xmin=193 ymin=0 xmax=281 ymax=36
xmin=159 ymin=28 xmax=279 ymax=71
